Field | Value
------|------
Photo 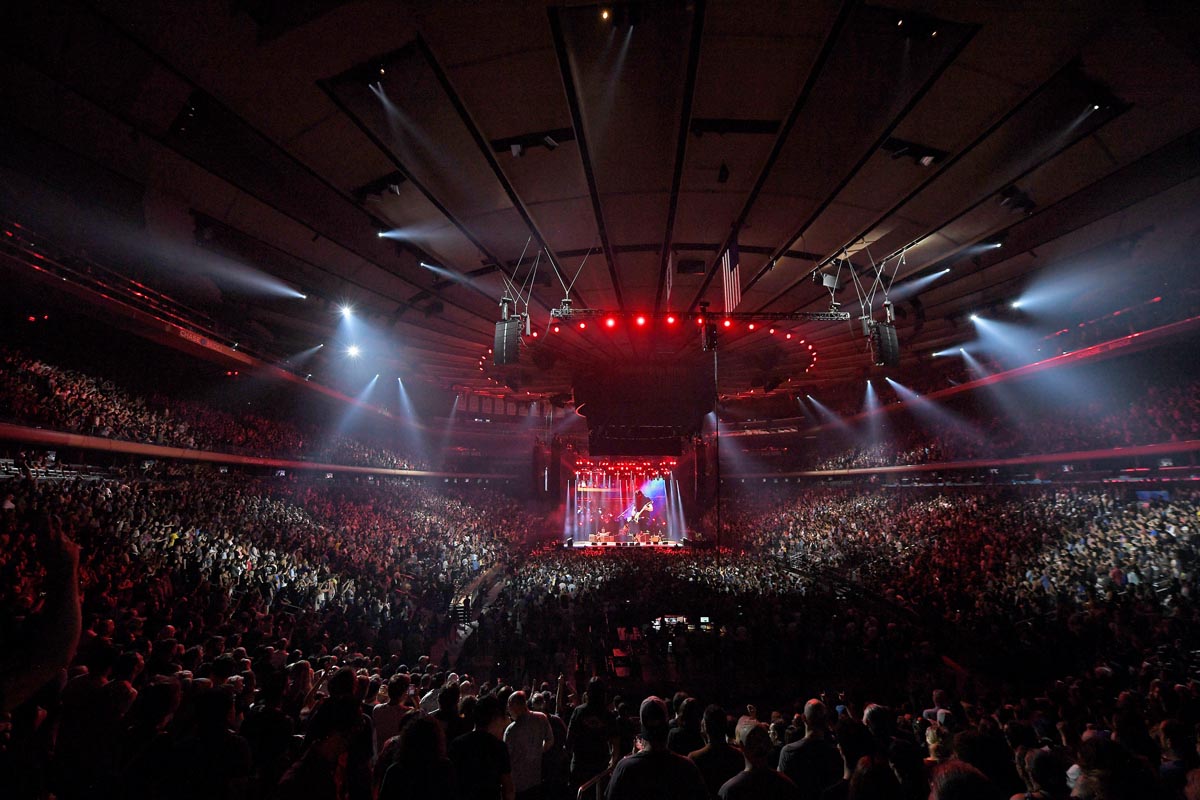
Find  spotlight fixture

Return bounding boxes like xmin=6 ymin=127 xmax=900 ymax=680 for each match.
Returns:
xmin=601 ymin=8 xmax=610 ymax=19
xmin=340 ymin=305 xmax=354 ymax=318
xmin=969 ymin=314 xmax=980 ymax=322
xmin=347 ymin=345 xmax=361 ymax=358
xmin=605 ymin=317 xmax=616 ymax=328
xmin=666 ymin=315 xmax=676 ymax=325
xmin=635 ymin=315 xmax=646 ymax=326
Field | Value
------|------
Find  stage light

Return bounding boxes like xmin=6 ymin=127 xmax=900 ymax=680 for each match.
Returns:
xmin=532 ymin=331 xmax=539 ymax=338
xmin=635 ymin=315 xmax=645 ymax=326
xmin=298 ymin=293 xmax=307 ymax=300
xmin=347 ymin=345 xmax=361 ymax=358
xmin=748 ymin=323 xmax=756 ymax=330
xmin=553 ymin=325 xmax=560 ymax=333
xmin=785 ymin=333 xmax=792 ymax=339
xmin=666 ymin=314 xmax=676 ymax=324
xmin=970 ymin=313 xmax=980 ymax=322
xmin=1011 ymin=301 xmax=1022 ymax=309
xmin=578 ymin=321 xmax=587 ymax=330
xmin=601 ymin=8 xmax=609 ymax=19
xmin=317 ymin=343 xmax=324 ymax=348
xmin=340 ymin=305 xmax=354 ymax=319
xmin=768 ymin=328 xmax=775 ymax=335
xmin=605 ymin=317 xmax=616 ymax=328
xmin=723 ymin=319 xmax=731 ymax=327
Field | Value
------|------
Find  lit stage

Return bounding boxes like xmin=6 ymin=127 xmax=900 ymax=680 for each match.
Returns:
xmin=565 ymin=456 xmax=688 ymax=546
xmin=570 ymin=536 xmax=684 ymax=548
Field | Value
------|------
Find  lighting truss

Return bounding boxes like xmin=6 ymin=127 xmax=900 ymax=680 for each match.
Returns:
xmin=548 ymin=304 xmax=850 ymax=324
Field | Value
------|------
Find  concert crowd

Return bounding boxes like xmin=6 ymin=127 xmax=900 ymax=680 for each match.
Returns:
xmin=0 ymin=349 xmax=430 ymax=470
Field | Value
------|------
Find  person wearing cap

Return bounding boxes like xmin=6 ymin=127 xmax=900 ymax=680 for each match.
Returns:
xmin=718 ymin=724 xmax=800 ymax=799
xmin=604 ymin=696 xmax=707 ymax=800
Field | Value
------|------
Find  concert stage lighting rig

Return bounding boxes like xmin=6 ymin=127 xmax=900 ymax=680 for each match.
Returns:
xmin=547 ymin=300 xmax=849 ymax=350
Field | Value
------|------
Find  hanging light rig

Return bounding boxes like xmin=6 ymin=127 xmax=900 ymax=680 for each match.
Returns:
xmin=547 ymin=303 xmax=850 ymax=349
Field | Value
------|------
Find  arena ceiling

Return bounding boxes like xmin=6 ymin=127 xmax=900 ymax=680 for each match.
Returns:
xmin=3 ymin=1 xmax=1200 ymax=403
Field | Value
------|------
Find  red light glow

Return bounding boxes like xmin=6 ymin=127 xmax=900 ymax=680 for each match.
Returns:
xmin=666 ymin=315 xmax=676 ymax=324
xmin=635 ymin=315 xmax=645 ymax=326
xmin=748 ymin=323 xmax=756 ymax=330
xmin=785 ymin=333 xmax=792 ymax=339
xmin=578 ymin=322 xmax=587 ymax=330
xmin=723 ymin=319 xmax=731 ymax=328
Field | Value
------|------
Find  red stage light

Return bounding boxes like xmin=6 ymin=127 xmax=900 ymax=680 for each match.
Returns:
xmin=786 ymin=333 xmax=792 ymax=339
xmin=748 ymin=323 xmax=756 ymax=330
xmin=578 ymin=321 xmax=587 ymax=330
xmin=723 ymin=319 xmax=731 ymax=328
xmin=666 ymin=315 xmax=676 ymax=324
xmin=768 ymin=328 xmax=775 ymax=335
xmin=605 ymin=317 xmax=616 ymax=328
xmin=553 ymin=325 xmax=560 ymax=333
xmin=635 ymin=315 xmax=645 ymax=326
xmin=27 ymin=315 xmax=36 ymax=322
xmin=696 ymin=316 xmax=703 ymax=325
xmin=532 ymin=331 xmax=539 ymax=337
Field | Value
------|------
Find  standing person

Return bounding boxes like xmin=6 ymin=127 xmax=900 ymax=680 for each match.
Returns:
xmin=373 ymin=673 xmax=416 ymax=757
xmin=690 ymin=704 xmax=746 ymax=800
xmin=505 ymin=691 xmax=555 ymax=800
xmin=779 ymin=700 xmax=843 ymax=800
xmin=566 ymin=678 xmax=620 ymax=789
xmin=450 ymin=694 xmax=515 ymax=800
xmin=718 ymin=725 xmax=801 ymax=800
xmin=379 ymin=716 xmax=454 ymax=800
xmin=605 ymin=696 xmax=707 ymax=800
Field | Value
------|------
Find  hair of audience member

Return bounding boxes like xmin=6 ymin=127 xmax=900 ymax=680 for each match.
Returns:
xmin=473 ymin=694 xmax=506 ymax=730
xmin=741 ymin=724 xmax=772 ymax=764
xmin=702 ymin=704 xmax=728 ymax=743
xmin=863 ymin=704 xmax=894 ymax=738
xmin=928 ymin=760 xmax=1004 ymax=800
xmin=848 ymin=754 xmax=901 ymax=800
xmin=386 ymin=673 xmax=409 ymax=704
xmin=640 ymin=696 xmax=671 ymax=747
xmin=836 ymin=719 xmax=876 ymax=772
xmin=586 ymin=677 xmax=607 ymax=706
xmin=438 ymin=683 xmax=460 ymax=714
xmin=1024 ymin=748 xmax=1069 ymax=797
xmin=395 ymin=714 xmax=447 ymax=766
xmin=327 ymin=666 xmax=356 ymax=698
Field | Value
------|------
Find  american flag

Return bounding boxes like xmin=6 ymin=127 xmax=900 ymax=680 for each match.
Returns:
xmin=722 ymin=238 xmax=741 ymax=313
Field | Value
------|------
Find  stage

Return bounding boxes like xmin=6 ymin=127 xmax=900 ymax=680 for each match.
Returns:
xmin=570 ymin=536 xmax=684 ymax=548
xmin=565 ymin=457 xmax=689 ymax=548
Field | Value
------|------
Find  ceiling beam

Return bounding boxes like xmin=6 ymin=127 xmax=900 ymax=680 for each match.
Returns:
xmin=654 ymin=0 xmax=706 ymax=314
xmin=414 ymin=35 xmax=585 ymax=312
xmin=547 ymin=6 xmax=626 ymax=311
xmin=684 ymin=0 xmax=858 ymax=313
xmin=743 ymin=23 xmax=979 ymax=299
